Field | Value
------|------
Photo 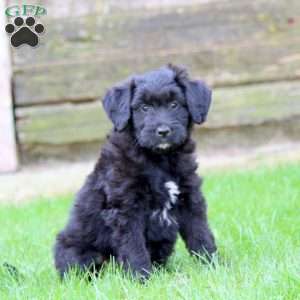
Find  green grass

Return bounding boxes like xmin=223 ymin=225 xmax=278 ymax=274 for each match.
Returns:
xmin=0 ymin=162 xmax=299 ymax=300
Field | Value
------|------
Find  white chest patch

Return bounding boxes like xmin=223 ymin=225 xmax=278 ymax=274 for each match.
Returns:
xmin=165 ymin=181 xmax=180 ymax=204
xmin=151 ymin=181 xmax=180 ymax=226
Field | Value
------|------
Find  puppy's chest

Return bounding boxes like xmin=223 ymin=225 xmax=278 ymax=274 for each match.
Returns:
xmin=147 ymin=179 xmax=181 ymax=226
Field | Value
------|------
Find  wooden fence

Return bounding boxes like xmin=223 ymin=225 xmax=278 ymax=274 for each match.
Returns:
xmin=1 ymin=0 xmax=300 ymax=171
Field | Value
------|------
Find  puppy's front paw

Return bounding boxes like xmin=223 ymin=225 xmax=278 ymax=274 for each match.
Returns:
xmin=192 ymin=246 xmax=218 ymax=266
xmin=126 ymin=266 xmax=152 ymax=283
xmin=137 ymin=267 xmax=152 ymax=283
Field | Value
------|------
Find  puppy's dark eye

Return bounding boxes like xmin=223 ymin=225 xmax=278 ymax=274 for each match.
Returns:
xmin=170 ymin=102 xmax=178 ymax=109
xmin=141 ymin=104 xmax=150 ymax=112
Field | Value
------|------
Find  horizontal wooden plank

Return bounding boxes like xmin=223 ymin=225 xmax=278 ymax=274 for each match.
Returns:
xmin=11 ymin=2 xmax=268 ymax=66
xmin=16 ymin=102 xmax=111 ymax=144
xmin=16 ymin=81 xmax=300 ymax=145
xmin=12 ymin=0 xmax=299 ymax=66
xmin=12 ymin=0 xmax=300 ymax=106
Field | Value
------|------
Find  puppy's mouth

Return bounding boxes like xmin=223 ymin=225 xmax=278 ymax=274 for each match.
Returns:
xmin=141 ymin=140 xmax=181 ymax=153
xmin=136 ymin=128 xmax=187 ymax=153
xmin=157 ymin=143 xmax=171 ymax=150
xmin=153 ymin=140 xmax=179 ymax=153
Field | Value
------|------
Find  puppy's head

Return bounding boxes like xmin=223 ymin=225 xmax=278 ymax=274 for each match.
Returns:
xmin=103 ymin=65 xmax=212 ymax=153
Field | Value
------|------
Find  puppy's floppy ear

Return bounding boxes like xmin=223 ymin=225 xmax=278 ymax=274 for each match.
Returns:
xmin=182 ymin=79 xmax=212 ymax=124
xmin=103 ymin=79 xmax=134 ymax=131
xmin=170 ymin=64 xmax=212 ymax=124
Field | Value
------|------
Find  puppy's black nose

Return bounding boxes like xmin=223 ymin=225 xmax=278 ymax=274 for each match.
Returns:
xmin=156 ymin=125 xmax=171 ymax=137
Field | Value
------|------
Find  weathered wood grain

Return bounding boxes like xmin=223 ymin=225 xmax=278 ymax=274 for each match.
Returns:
xmin=14 ymin=1 xmax=283 ymax=66
xmin=13 ymin=0 xmax=299 ymax=67
xmin=16 ymin=81 xmax=300 ymax=145
xmin=12 ymin=0 xmax=300 ymax=106
xmin=0 ymin=1 xmax=18 ymax=172
xmin=17 ymin=102 xmax=110 ymax=144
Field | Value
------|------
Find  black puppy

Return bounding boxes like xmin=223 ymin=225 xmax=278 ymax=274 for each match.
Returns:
xmin=54 ymin=64 xmax=217 ymax=280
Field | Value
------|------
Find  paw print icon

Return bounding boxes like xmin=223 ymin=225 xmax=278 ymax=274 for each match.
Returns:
xmin=5 ymin=16 xmax=45 ymax=47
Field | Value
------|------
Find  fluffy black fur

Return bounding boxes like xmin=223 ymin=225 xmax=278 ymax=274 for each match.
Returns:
xmin=54 ymin=64 xmax=217 ymax=280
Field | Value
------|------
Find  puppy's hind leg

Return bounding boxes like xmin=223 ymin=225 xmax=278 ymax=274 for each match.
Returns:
xmin=54 ymin=233 xmax=104 ymax=279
